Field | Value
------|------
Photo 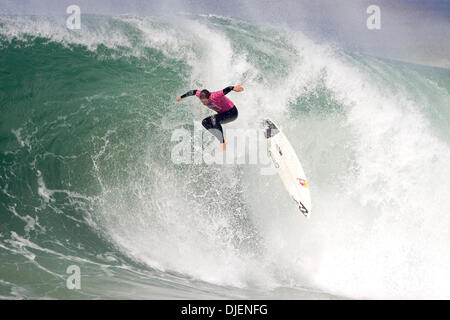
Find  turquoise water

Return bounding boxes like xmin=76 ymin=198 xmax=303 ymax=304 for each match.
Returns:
xmin=0 ymin=14 xmax=449 ymax=299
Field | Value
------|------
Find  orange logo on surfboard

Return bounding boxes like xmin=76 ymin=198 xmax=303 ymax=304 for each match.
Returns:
xmin=296 ymin=178 xmax=308 ymax=188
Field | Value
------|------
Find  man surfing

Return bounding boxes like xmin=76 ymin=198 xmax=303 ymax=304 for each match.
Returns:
xmin=177 ymin=85 xmax=243 ymax=151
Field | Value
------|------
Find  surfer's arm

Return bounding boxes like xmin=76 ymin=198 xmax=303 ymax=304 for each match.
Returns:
xmin=222 ymin=86 xmax=234 ymax=95
xmin=177 ymin=90 xmax=197 ymax=101
xmin=222 ymin=85 xmax=244 ymax=95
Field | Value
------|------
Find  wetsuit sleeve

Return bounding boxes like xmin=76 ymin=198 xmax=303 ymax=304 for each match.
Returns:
xmin=180 ymin=90 xmax=198 ymax=99
xmin=222 ymin=86 xmax=234 ymax=95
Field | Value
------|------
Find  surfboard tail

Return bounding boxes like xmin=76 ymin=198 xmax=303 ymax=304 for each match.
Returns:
xmin=262 ymin=118 xmax=280 ymax=138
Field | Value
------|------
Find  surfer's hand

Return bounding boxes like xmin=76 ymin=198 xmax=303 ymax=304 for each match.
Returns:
xmin=233 ymin=85 xmax=244 ymax=92
xmin=176 ymin=97 xmax=182 ymax=102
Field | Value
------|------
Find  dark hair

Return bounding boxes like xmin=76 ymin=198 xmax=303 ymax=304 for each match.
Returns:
xmin=200 ymin=89 xmax=210 ymax=99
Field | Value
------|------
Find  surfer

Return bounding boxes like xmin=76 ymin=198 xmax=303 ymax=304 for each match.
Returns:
xmin=177 ymin=85 xmax=243 ymax=151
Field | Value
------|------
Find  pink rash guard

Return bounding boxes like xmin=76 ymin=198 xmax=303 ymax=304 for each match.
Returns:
xmin=195 ymin=89 xmax=235 ymax=113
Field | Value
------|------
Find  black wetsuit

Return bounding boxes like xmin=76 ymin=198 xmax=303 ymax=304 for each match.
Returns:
xmin=180 ymin=86 xmax=238 ymax=143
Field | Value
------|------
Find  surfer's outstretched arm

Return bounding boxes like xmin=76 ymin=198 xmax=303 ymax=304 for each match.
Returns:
xmin=222 ymin=86 xmax=234 ymax=95
xmin=177 ymin=89 xmax=197 ymax=101
xmin=222 ymin=85 xmax=244 ymax=95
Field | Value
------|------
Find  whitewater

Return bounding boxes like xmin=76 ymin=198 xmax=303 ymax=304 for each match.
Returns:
xmin=0 ymin=14 xmax=449 ymax=299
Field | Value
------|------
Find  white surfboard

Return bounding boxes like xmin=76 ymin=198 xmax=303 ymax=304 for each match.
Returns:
xmin=263 ymin=118 xmax=311 ymax=217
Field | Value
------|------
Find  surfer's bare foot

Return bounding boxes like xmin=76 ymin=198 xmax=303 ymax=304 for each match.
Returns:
xmin=216 ymin=139 xmax=227 ymax=152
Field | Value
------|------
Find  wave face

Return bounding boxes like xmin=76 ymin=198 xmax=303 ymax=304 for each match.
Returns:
xmin=0 ymin=14 xmax=449 ymax=299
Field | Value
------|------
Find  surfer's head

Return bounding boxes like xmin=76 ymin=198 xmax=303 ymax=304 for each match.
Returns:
xmin=200 ymin=89 xmax=211 ymax=105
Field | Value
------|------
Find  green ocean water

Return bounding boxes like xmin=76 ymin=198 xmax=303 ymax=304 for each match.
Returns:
xmin=0 ymin=14 xmax=449 ymax=299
